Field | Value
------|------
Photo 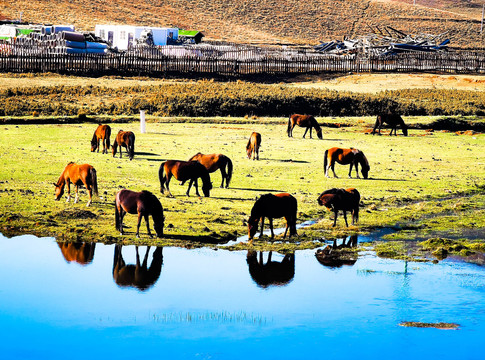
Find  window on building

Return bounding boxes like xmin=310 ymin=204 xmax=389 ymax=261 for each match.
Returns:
xmin=120 ymin=31 xmax=126 ymax=40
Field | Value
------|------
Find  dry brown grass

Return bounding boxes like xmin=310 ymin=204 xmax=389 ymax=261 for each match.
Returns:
xmin=0 ymin=0 xmax=483 ymax=47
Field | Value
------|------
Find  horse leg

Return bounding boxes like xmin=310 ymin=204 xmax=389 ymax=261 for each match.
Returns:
xmin=136 ymin=212 xmax=143 ymax=238
xmin=219 ymin=168 xmax=226 ymax=188
xmin=348 ymin=163 xmax=353 ymax=178
xmin=283 ymin=218 xmax=289 ymax=238
xmin=259 ymin=217 xmax=265 ymax=239
xmin=193 ymin=178 xmax=201 ymax=197
xmin=343 ymin=211 xmax=349 ymax=227
xmin=165 ymin=174 xmax=174 ymax=198
xmin=303 ymin=127 xmax=309 ymax=138
xmin=74 ymin=185 xmax=80 ymax=203
xmin=331 ymin=163 xmax=338 ymax=178
xmin=256 ymin=146 xmax=259 ymax=160
xmin=309 ymin=127 xmax=313 ymax=139
xmin=332 ymin=210 xmax=338 ymax=227
xmin=118 ymin=208 xmax=126 ymax=234
xmin=65 ymin=180 xmax=71 ymax=202
xmin=144 ymin=213 xmax=153 ymax=238
xmin=268 ymin=218 xmax=274 ymax=239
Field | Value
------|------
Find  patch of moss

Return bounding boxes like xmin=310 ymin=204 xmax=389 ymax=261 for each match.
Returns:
xmin=399 ymin=322 xmax=459 ymax=330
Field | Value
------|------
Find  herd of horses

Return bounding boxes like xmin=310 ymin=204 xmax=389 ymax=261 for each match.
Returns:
xmin=55 ymin=112 xmax=408 ymax=241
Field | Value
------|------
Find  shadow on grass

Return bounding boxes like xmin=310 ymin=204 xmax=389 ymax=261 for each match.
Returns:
xmin=230 ymin=187 xmax=285 ymax=192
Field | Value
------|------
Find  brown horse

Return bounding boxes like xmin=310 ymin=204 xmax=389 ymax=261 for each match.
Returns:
xmin=112 ymin=130 xmax=135 ymax=160
xmin=247 ymin=250 xmax=295 ymax=288
xmin=58 ymin=242 xmax=96 ymax=265
xmin=317 ymin=188 xmax=360 ymax=227
xmin=287 ymin=114 xmax=323 ymax=139
xmin=115 ymin=189 xmax=164 ymax=238
xmin=372 ymin=113 xmax=408 ymax=136
xmin=246 ymin=132 xmax=261 ymax=160
xmin=248 ymin=193 xmax=298 ymax=241
xmin=324 ymin=147 xmax=370 ymax=179
xmin=90 ymin=124 xmax=111 ymax=154
xmin=189 ymin=152 xmax=233 ymax=188
xmin=113 ymin=245 xmax=163 ymax=291
xmin=159 ymin=160 xmax=212 ymax=197
xmin=54 ymin=162 xmax=98 ymax=206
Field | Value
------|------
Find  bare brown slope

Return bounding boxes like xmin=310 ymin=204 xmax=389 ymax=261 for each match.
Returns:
xmin=0 ymin=0 xmax=483 ymax=47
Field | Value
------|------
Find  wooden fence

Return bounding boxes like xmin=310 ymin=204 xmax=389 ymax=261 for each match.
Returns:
xmin=0 ymin=42 xmax=484 ymax=76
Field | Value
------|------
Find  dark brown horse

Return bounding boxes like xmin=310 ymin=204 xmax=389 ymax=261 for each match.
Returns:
xmin=159 ymin=160 xmax=212 ymax=197
xmin=372 ymin=113 xmax=408 ymax=136
xmin=287 ymin=114 xmax=323 ymax=139
xmin=57 ymin=242 xmax=96 ymax=265
xmin=248 ymin=193 xmax=298 ymax=241
xmin=317 ymin=188 xmax=360 ymax=227
xmin=113 ymin=245 xmax=163 ymax=291
xmin=90 ymin=124 xmax=111 ymax=154
xmin=246 ymin=132 xmax=261 ymax=160
xmin=112 ymin=130 xmax=135 ymax=160
xmin=247 ymin=250 xmax=295 ymax=288
xmin=324 ymin=147 xmax=370 ymax=179
xmin=54 ymin=162 xmax=98 ymax=206
xmin=189 ymin=152 xmax=233 ymax=188
xmin=115 ymin=189 xmax=164 ymax=238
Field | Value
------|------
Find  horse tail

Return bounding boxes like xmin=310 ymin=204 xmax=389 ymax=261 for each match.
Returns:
xmin=90 ymin=167 xmax=98 ymax=196
xmin=323 ymin=149 xmax=329 ymax=172
xmin=226 ymin=156 xmax=233 ymax=187
xmin=115 ymin=200 xmax=120 ymax=231
xmin=159 ymin=162 xmax=166 ymax=193
xmin=129 ymin=134 xmax=135 ymax=160
xmin=105 ymin=126 xmax=111 ymax=148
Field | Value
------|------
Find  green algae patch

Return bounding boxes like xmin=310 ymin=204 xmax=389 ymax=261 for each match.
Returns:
xmin=373 ymin=241 xmax=428 ymax=262
xmin=419 ymin=237 xmax=485 ymax=260
xmin=399 ymin=322 xmax=459 ymax=330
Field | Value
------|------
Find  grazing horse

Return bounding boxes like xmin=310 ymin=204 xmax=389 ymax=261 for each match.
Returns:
xmin=112 ymin=130 xmax=135 ymax=160
xmin=372 ymin=113 xmax=408 ymax=136
xmin=115 ymin=189 xmax=164 ymax=238
xmin=246 ymin=132 xmax=261 ymax=160
xmin=247 ymin=250 xmax=295 ymax=288
xmin=248 ymin=193 xmax=298 ymax=241
xmin=54 ymin=162 xmax=98 ymax=206
xmin=189 ymin=152 xmax=233 ymax=188
xmin=113 ymin=245 xmax=163 ymax=291
xmin=90 ymin=124 xmax=111 ymax=154
xmin=57 ymin=242 xmax=96 ymax=265
xmin=159 ymin=160 xmax=212 ymax=197
xmin=317 ymin=188 xmax=360 ymax=227
xmin=287 ymin=114 xmax=323 ymax=139
xmin=324 ymin=147 xmax=370 ymax=179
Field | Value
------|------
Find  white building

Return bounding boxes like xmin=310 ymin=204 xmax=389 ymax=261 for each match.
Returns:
xmin=94 ymin=25 xmax=178 ymax=50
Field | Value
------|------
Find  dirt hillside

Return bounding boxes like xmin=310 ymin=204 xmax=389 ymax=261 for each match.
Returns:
xmin=0 ymin=0 xmax=483 ymax=47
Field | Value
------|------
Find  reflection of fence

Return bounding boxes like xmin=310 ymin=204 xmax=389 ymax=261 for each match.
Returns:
xmin=0 ymin=42 xmax=484 ymax=75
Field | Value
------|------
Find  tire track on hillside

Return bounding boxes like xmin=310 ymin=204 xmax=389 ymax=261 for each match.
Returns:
xmin=349 ymin=1 xmax=371 ymax=37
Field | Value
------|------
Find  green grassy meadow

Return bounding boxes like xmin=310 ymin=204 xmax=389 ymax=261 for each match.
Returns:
xmin=0 ymin=117 xmax=484 ymax=251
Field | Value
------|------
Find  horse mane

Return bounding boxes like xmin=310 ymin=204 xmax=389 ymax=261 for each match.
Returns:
xmin=311 ymin=116 xmax=322 ymax=131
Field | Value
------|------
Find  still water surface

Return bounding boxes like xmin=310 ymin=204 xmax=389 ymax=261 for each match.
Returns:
xmin=0 ymin=233 xmax=483 ymax=360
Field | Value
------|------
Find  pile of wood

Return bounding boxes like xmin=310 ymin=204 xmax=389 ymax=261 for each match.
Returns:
xmin=315 ymin=26 xmax=450 ymax=56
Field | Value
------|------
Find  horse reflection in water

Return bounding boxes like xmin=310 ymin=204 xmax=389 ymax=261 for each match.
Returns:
xmin=113 ymin=245 xmax=163 ymax=291
xmin=58 ymin=242 xmax=96 ymax=265
xmin=247 ymin=250 xmax=295 ymax=288
xmin=315 ymin=235 xmax=358 ymax=268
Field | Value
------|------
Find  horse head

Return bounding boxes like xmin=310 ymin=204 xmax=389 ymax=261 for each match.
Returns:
xmin=358 ymin=152 xmax=370 ymax=179
xmin=90 ymin=139 xmax=98 ymax=152
xmin=316 ymin=128 xmax=323 ymax=139
xmin=54 ymin=183 xmax=64 ymax=200
xmin=247 ymin=216 xmax=260 ymax=240
xmin=153 ymin=215 xmax=165 ymax=238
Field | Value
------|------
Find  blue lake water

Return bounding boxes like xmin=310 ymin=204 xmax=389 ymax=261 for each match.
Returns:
xmin=0 ymin=233 xmax=483 ymax=360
